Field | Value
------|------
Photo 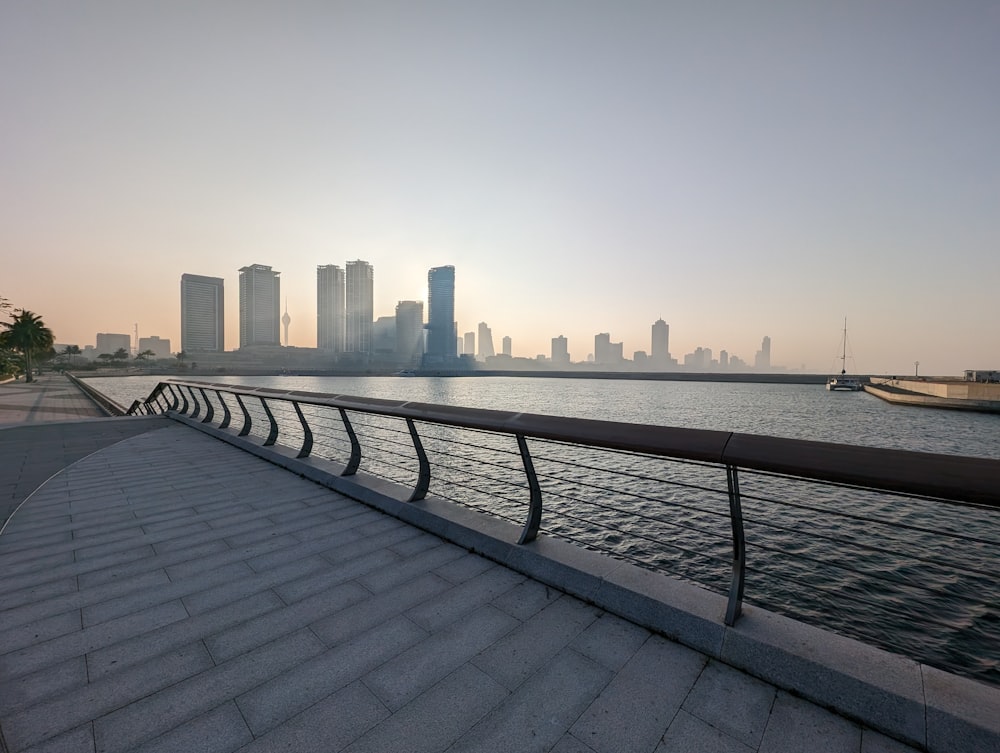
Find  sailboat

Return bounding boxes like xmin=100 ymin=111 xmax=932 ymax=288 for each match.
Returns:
xmin=826 ymin=319 xmax=863 ymax=391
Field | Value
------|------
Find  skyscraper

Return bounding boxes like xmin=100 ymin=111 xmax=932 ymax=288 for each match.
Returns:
xmin=239 ymin=264 xmax=280 ymax=348
xmin=345 ymin=260 xmax=374 ymax=353
xmin=395 ymin=300 xmax=424 ymax=366
xmin=477 ymin=322 xmax=495 ymax=359
xmin=551 ymin=335 xmax=569 ymax=364
xmin=755 ymin=336 xmax=771 ymax=370
xmin=316 ymin=265 xmax=345 ymax=352
xmin=426 ymin=265 xmax=456 ymax=360
xmin=463 ymin=331 xmax=475 ymax=356
xmin=651 ymin=319 xmax=670 ymax=365
xmin=501 ymin=336 xmax=511 ymax=357
xmin=180 ymin=274 xmax=224 ymax=352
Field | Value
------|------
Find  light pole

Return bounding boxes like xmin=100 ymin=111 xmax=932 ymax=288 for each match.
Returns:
xmin=914 ymin=361 xmax=919 ymax=377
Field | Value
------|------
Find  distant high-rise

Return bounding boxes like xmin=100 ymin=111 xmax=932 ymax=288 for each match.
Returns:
xmin=501 ymin=336 xmax=512 ymax=357
xmin=477 ymin=322 xmax=495 ymax=359
xmin=238 ymin=264 xmax=280 ymax=347
xmin=139 ymin=336 xmax=171 ymax=359
xmin=426 ymin=266 xmax=456 ymax=360
xmin=180 ymin=274 xmax=224 ymax=352
xmin=317 ymin=265 xmax=345 ymax=351
xmin=651 ymin=319 xmax=670 ymax=365
xmin=346 ymin=260 xmax=374 ymax=353
xmin=281 ymin=302 xmax=291 ymax=346
xmin=395 ymin=301 xmax=424 ymax=366
xmin=551 ymin=335 xmax=570 ymax=364
xmin=594 ymin=333 xmax=611 ymax=365
xmin=463 ymin=331 xmax=475 ymax=356
xmin=96 ymin=332 xmax=131 ymax=356
xmin=755 ymin=336 xmax=771 ymax=370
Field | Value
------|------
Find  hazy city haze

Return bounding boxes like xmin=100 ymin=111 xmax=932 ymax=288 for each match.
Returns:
xmin=2 ymin=1 xmax=998 ymax=373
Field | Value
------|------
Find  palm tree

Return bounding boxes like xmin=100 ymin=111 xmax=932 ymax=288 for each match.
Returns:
xmin=134 ymin=349 xmax=156 ymax=361
xmin=0 ymin=310 xmax=54 ymax=382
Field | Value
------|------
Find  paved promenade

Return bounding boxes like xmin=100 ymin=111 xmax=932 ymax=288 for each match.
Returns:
xmin=0 ymin=416 xmax=924 ymax=753
xmin=0 ymin=375 xmax=169 ymax=527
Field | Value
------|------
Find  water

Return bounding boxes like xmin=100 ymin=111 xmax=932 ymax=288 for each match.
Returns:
xmin=92 ymin=373 xmax=1000 ymax=458
xmin=87 ymin=374 xmax=1000 ymax=685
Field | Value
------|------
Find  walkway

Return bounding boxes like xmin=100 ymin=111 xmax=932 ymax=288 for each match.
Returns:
xmin=0 ymin=375 xmax=168 ymax=526
xmin=0 ymin=421 xmax=921 ymax=753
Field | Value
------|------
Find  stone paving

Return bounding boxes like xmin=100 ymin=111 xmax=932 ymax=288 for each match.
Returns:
xmin=0 ymin=375 xmax=169 ymax=527
xmin=0 ymin=422 xmax=921 ymax=753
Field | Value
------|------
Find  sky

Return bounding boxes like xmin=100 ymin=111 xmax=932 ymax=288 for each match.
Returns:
xmin=2 ymin=1 xmax=998 ymax=375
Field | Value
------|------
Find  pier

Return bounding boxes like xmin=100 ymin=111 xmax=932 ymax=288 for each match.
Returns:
xmin=1 ymin=376 xmax=998 ymax=752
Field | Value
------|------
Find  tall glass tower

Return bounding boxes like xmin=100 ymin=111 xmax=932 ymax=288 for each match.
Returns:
xmin=345 ymin=260 xmax=374 ymax=353
xmin=426 ymin=266 xmax=456 ymax=360
xmin=238 ymin=264 xmax=280 ymax=348
xmin=317 ymin=265 xmax=345 ymax=352
xmin=180 ymin=274 xmax=224 ymax=352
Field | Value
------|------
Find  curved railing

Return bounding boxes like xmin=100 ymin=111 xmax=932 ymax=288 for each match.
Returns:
xmin=129 ymin=379 xmax=1000 ymax=684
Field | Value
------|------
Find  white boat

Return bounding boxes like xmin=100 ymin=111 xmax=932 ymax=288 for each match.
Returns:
xmin=827 ymin=320 xmax=863 ymax=391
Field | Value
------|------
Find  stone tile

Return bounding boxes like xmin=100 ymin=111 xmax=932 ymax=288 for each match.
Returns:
xmin=364 ymin=605 xmax=519 ymax=711
xmin=205 ymin=581 xmax=368 ymax=664
xmin=681 ymin=659 xmax=776 ymax=749
xmin=570 ymin=612 xmax=650 ymax=672
xmin=20 ymin=723 xmax=95 ymax=753
xmin=182 ymin=555 xmax=328 ymax=614
xmin=0 ymin=600 xmax=189 ymax=680
xmin=432 ymin=551 xmax=496 ymax=584
xmin=0 ymin=657 xmax=88 ymax=716
xmin=449 ymin=648 xmax=613 ymax=753
xmin=346 ymin=665 xmax=508 ymax=753
xmin=130 ymin=702 xmax=253 ymax=753
xmin=549 ymin=735 xmax=599 ymax=753
xmin=490 ymin=578 xmax=561 ymax=621
xmin=405 ymin=565 xmax=524 ymax=632
xmin=81 ymin=562 xmax=250 ymax=627
xmin=657 ymin=709 xmax=754 ymax=753
xmin=2 ymin=643 xmax=213 ymax=752
xmin=87 ymin=590 xmax=284 ymax=680
xmin=758 ymin=692 xmax=861 ymax=753
xmin=570 ymin=635 xmax=707 ymax=753
xmin=236 ymin=681 xmax=388 ymax=753
xmin=271 ymin=549 xmax=399 ymax=605
xmin=76 ymin=540 xmax=229 ymax=588
xmin=310 ymin=572 xmax=450 ymax=648
xmin=236 ymin=615 xmax=427 ymax=736
xmin=93 ymin=629 xmax=324 ymax=753
xmin=0 ymin=609 xmax=81 ymax=653
xmin=861 ymin=728 xmax=923 ymax=753
xmin=472 ymin=595 xmax=600 ymax=690
xmin=355 ymin=542 xmax=466 ymax=593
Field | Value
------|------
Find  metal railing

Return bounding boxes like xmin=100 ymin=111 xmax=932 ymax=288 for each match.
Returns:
xmin=129 ymin=379 xmax=1000 ymax=684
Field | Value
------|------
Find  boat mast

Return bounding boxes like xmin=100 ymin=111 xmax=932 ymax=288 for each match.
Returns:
xmin=841 ymin=318 xmax=848 ymax=375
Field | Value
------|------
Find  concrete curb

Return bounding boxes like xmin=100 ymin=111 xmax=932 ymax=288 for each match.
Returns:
xmin=170 ymin=413 xmax=1000 ymax=753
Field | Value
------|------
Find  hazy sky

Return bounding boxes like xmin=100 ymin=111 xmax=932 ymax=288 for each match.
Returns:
xmin=2 ymin=1 xmax=998 ymax=374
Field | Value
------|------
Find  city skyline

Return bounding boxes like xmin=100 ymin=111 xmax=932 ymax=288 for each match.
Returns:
xmin=3 ymin=3 xmax=998 ymax=374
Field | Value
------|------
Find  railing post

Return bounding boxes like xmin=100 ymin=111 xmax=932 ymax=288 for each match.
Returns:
xmin=725 ymin=464 xmax=746 ymax=626
xmin=260 ymin=397 xmax=279 ymax=446
xmin=406 ymin=418 xmax=430 ymax=502
xmin=516 ymin=434 xmax=542 ymax=544
xmin=234 ymin=394 xmax=253 ymax=436
xmin=188 ymin=386 xmax=201 ymax=420
xmin=177 ymin=385 xmax=189 ymax=414
xmin=293 ymin=401 xmax=313 ymax=458
xmin=215 ymin=390 xmax=232 ymax=429
xmin=166 ymin=384 xmax=180 ymax=411
xmin=199 ymin=388 xmax=214 ymax=424
xmin=338 ymin=408 xmax=361 ymax=475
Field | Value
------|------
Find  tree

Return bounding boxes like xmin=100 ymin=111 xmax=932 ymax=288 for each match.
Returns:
xmin=134 ymin=349 xmax=156 ymax=361
xmin=175 ymin=350 xmax=188 ymax=369
xmin=112 ymin=347 xmax=129 ymax=366
xmin=0 ymin=310 xmax=55 ymax=383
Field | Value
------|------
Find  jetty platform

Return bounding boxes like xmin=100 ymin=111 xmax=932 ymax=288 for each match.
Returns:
xmin=0 ymin=376 xmax=993 ymax=752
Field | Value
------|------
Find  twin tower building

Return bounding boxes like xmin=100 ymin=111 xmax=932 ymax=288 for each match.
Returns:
xmin=180 ymin=264 xmax=457 ymax=365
